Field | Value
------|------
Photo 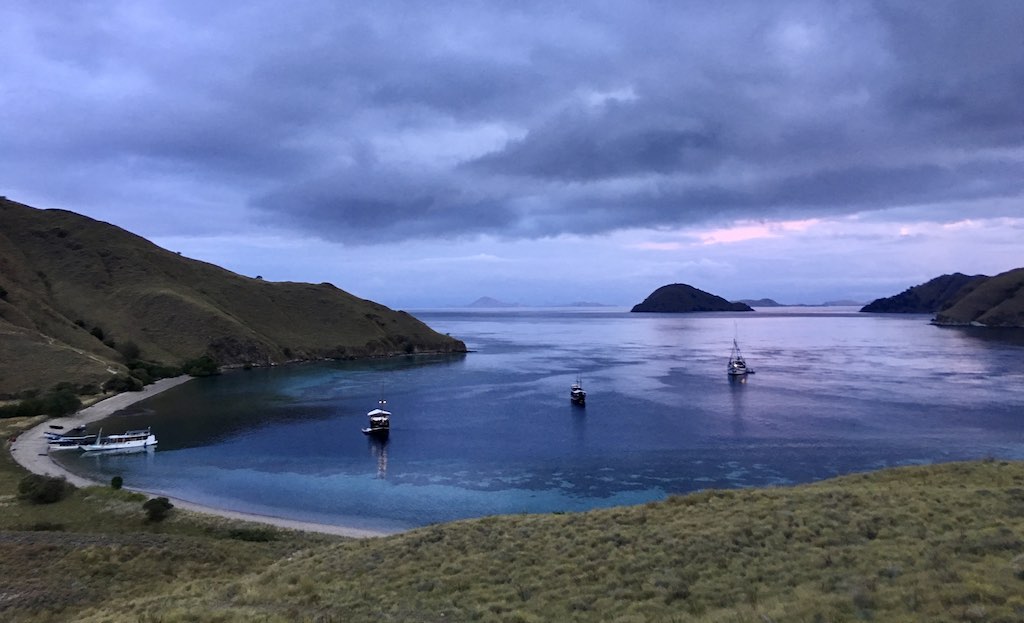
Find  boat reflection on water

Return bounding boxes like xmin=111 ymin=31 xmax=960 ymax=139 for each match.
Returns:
xmin=368 ymin=437 xmax=388 ymax=479
xmin=80 ymin=445 xmax=156 ymax=461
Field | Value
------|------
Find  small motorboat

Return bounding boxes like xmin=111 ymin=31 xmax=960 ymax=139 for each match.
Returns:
xmin=362 ymin=400 xmax=391 ymax=437
xmin=570 ymin=376 xmax=586 ymax=406
xmin=47 ymin=434 xmax=94 ymax=451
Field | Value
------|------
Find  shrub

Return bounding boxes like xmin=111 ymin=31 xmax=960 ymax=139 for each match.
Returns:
xmin=0 ymin=284 xmax=7 ymax=300
xmin=111 ymin=476 xmax=124 ymax=490
xmin=227 ymin=528 xmax=279 ymax=542
xmin=18 ymin=474 xmax=75 ymax=504
xmin=183 ymin=355 xmax=219 ymax=377
xmin=143 ymin=496 xmax=174 ymax=522
xmin=103 ymin=375 xmax=143 ymax=393
xmin=41 ymin=388 xmax=81 ymax=416
xmin=130 ymin=367 xmax=153 ymax=385
xmin=90 ymin=326 xmax=105 ymax=341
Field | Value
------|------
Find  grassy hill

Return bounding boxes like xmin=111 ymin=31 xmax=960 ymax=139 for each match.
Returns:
xmin=933 ymin=267 xmax=1024 ymax=327
xmin=2 ymin=411 xmax=1022 ymax=622
xmin=859 ymin=273 xmax=990 ymax=314
xmin=0 ymin=198 xmax=465 ymax=397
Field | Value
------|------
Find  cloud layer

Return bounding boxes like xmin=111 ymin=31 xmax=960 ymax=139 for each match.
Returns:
xmin=4 ymin=1 xmax=1021 ymax=247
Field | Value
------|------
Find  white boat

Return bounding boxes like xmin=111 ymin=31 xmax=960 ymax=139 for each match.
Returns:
xmin=728 ymin=338 xmax=752 ymax=376
xmin=79 ymin=427 xmax=158 ymax=452
xmin=570 ymin=376 xmax=586 ymax=406
xmin=47 ymin=434 xmax=94 ymax=451
xmin=362 ymin=400 xmax=391 ymax=437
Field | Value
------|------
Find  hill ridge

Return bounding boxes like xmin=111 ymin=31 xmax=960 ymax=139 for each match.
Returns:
xmin=0 ymin=198 xmax=465 ymax=395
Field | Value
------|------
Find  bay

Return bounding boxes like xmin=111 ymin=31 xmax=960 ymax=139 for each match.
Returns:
xmin=54 ymin=308 xmax=1024 ymax=532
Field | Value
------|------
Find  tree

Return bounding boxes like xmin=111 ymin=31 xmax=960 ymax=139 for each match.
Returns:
xmin=111 ymin=476 xmax=123 ymax=490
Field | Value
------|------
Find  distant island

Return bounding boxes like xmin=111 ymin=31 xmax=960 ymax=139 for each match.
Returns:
xmin=464 ymin=297 xmax=613 ymax=308
xmin=736 ymin=298 xmax=864 ymax=308
xmin=466 ymin=296 xmax=520 ymax=308
xmin=632 ymin=284 xmax=753 ymax=313
xmin=861 ymin=269 xmax=1024 ymax=327
xmin=0 ymin=198 xmax=466 ymax=398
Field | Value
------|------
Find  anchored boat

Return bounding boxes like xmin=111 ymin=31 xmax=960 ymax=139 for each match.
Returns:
xmin=570 ymin=375 xmax=586 ymax=406
xmin=362 ymin=400 xmax=391 ymax=437
xmin=79 ymin=427 xmax=158 ymax=452
xmin=728 ymin=338 xmax=753 ymax=376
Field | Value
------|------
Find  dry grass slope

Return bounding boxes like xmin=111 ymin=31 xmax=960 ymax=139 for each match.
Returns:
xmin=0 ymin=198 xmax=465 ymax=395
xmin=934 ymin=267 xmax=1024 ymax=327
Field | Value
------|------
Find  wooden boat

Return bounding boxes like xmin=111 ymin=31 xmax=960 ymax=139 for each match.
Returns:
xmin=570 ymin=376 xmax=586 ymax=406
xmin=47 ymin=434 xmax=94 ymax=451
xmin=362 ymin=400 xmax=391 ymax=437
xmin=79 ymin=427 xmax=158 ymax=452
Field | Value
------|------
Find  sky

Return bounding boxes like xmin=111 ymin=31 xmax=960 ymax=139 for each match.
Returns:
xmin=2 ymin=1 xmax=1022 ymax=308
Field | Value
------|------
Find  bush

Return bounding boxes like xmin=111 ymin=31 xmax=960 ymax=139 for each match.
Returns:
xmin=111 ymin=476 xmax=123 ymax=490
xmin=41 ymin=389 xmax=81 ymax=416
xmin=90 ymin=326 xmax=105 ymax=341
xmin=143 ymin=496 xmax=174 ymax=522
xmin=227 ymin=527 xmax=279 ymax=542
xmin=18 ymin=474 xmax=75 ymax=504
xmin=0 ymin=387 xmax=80 ymax=419
xmin=130 ymin=367 xmax=153 ymax=385
xmin=103 ymin=375 xmax=143 ymax=393
xmin=183 ymin=355 xmax=219 ymax=377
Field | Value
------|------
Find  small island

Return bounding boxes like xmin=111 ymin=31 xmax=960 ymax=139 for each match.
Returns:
xmin=631 ymin=283 xmax=754 ymax=313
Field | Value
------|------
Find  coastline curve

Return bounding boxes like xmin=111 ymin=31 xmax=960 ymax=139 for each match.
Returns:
xmin=8 ymin=376 xmax=389 ymax=539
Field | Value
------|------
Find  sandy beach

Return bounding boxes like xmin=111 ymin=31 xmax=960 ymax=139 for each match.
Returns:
xmin=9 ymin=376 xmax=389 ymax=539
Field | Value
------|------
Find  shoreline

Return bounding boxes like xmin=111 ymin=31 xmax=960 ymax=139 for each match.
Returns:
xmin=9 ymin=376 xmax=391 ymax=539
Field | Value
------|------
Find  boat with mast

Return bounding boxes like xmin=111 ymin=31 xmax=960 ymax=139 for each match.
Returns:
xmin=362 ymin=399 xmax=391 ymax=437
xmin=79 ymin=427 xmax=158 ymax=452
xmin=728 ymin=338 xmax=753 ymax=377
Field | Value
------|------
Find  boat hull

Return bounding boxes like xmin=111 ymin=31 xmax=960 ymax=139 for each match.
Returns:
xmin=80 ymin=434 xmax=157 ymax=452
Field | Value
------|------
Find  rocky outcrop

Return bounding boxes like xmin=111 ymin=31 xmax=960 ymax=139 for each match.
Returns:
xmin=632 ymin=284 xmax=753 ymax=313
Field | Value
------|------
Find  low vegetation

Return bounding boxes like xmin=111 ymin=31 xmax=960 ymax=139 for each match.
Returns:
xmin=1 ymin=414 xmax=1022 ymax=622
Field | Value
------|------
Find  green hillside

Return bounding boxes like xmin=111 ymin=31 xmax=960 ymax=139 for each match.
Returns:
xmin=0 ymin=198 xmax=465 ymax=396
xmin=932 ymin=267 xmax=1024 ymax=327
xmin=860 ymin=273 xmax=990 ymax=314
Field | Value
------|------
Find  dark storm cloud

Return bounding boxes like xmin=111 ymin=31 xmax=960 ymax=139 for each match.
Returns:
xmin=2 ymin=1 xmax=1021 ymax=243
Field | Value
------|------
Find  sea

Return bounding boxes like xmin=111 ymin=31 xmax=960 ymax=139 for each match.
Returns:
xmin=53 ymin=307 xmax=1024 ymax=533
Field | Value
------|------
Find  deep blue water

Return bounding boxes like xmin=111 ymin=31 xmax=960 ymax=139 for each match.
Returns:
xmin=55 ymin=308 xmax=1024 ymax=532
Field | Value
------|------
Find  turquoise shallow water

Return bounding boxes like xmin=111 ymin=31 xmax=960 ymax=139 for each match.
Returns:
xmin=55 ymin=308 xmax=1024 ymax=531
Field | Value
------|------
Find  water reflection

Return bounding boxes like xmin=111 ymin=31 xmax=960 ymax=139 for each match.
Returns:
xmin=368 ymin=437 xmax=388 ymax=479
xmin=728 ymin=375 xmax=747 ymax=437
